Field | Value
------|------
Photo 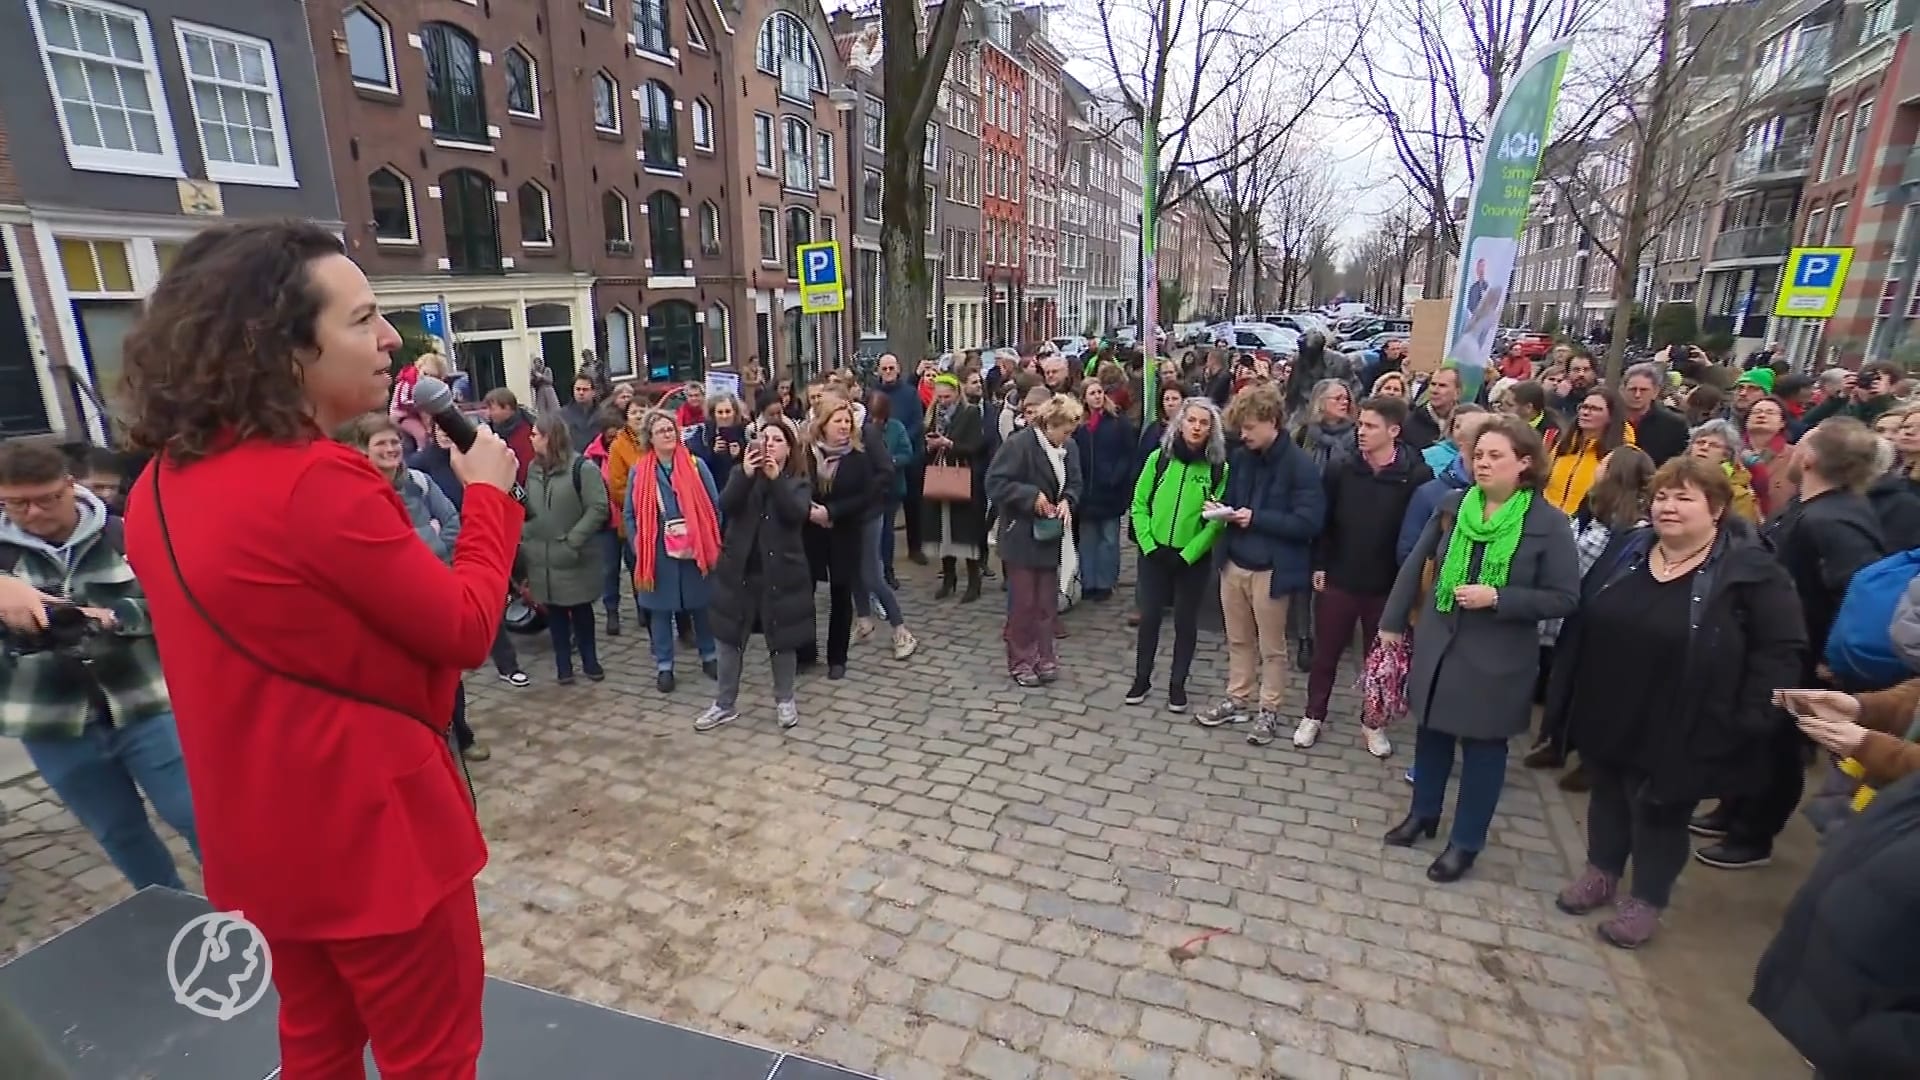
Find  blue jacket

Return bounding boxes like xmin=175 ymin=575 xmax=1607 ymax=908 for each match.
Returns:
xmin=405 ymin=444 xmax=463 ymax=510
xmin=880 ymin=418 xmax=912 ymax=499
xmin=1071 ymin=410 xmax=1138 ymax=521
xmin=876 ymin=377 xmax=926 ymax=462
xmin=1217 ymin=437 xmax=1325 ymax=595
xmin=1397 ymin=452 xmax=1472 ymax=564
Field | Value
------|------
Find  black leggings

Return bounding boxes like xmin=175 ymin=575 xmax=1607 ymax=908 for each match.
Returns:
xmin=1131 ymin=553 xmax=1210 ymax=690
xmin=1585 ymin=761 xmax=1696 ymax=907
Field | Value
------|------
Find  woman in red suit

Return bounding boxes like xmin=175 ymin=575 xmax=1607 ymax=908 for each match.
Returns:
xmin=117 ymin=221 xmax=522 ymax=1078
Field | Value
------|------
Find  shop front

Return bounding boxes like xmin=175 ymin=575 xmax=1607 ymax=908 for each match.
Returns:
xmin=371 ymin=274 xmax=595 ymax=406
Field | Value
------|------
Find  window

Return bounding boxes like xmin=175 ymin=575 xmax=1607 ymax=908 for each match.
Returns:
xmin=603 ymin=307 xmax=634 ymax=377
xmin=758 ymin=207 xmax=780 ymax=263
xmin=646 ymin=301 xmax=702 ymax=382
xmin=863 ymin=97 xmax=884 ymax=152
xmin=782 ymin=117 xmax=813 ymax=192
xmin=30 ymin=0 xmax=179 ymax=176
xmin=1846 ymin=101 xmax=1873 ymax=174
xmin=818 ymin=215 xmax=836 ymax=245
xmin=755 ymin=11 xmax=826 ymax=98
xmin=603 ymin=190 xmax=630 ymax=250
xmin=639 ymin=81 xmax=678 ymax=169
xmin=1805 ymin=208 xmax=1825 ymax=246
xmin=648 ymin=191 xmax=686 ymax=274
xmin=785 ymin=206 xmax=813 ymax=276
xmin=1823 ymin=111 xmax=1849 ymax=182
xmin=924 ymin=184 xmax=936 ymax=234
xmin=439 ymin=169 xmax=500 ymax=273
xmin=343 ymin=6 xmax=394 ymax=90
xmin=863 ymin=170 xmax=882 ymax=222
xmin=686 ymin=5 xmax=708 ymax=50
xmin=58 ymin=238 xmax=135 ymax=294
xmin=631 ymin=0 xmax=670 ymax=55
xmin=503 ymin=47 xmax=537 ymax=118
xmin=592 ymin=72 xmax=619 ymax=132
xmin=517 ymin=181 xmax=551 ymax=246
xmin=753 ymin=113 xmax=775 ymax=172
xmin=857 ymin=249 xmax=883 ymax=337
xmin=369 ymin=167 xmax=416 ymax=243
xmin=699 ymin=200 xmax=721 ymax=256
xmin=173 ymin=23 xmax=294 ymax=186
xmin=924 ymin=120 xmax=939 ymax=168
xmin=706 ymin=303 xmax=730 ymax=367
xmin=815 ymin=130 xmax=835 ymax=186
xmin=691 ymin=97 xmax=714 ymax=151
xmin=422 ymin=23 xmax=487 ymax=143
xmin=1828 ymin=202 xmax=1850 ymax=245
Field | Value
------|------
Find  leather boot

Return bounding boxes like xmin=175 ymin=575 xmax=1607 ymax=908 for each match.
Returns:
xmin=961 ymin=559 xmax=982 ymax=603
xmin=936 ymin=557 xmax=957 ymax=599
xmin=1383 ymin=814 xmax=1440 ymax=847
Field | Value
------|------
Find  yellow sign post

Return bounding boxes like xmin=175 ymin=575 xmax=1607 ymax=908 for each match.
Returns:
xmin=1774 ymin=247 xmax=1855 ymax=319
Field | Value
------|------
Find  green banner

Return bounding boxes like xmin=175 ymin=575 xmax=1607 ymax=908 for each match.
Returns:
xmin=1443 ymin=39 xmax=1574 ymax=402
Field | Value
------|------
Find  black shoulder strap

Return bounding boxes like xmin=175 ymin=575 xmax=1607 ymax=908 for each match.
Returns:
xmin=0 ymin=546 xmax=14 ymax=574
xmin=570 ymin=454 xmax=587 ymax=500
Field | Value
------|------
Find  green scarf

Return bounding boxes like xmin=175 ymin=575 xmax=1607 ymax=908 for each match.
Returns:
xmin=1433 ymin=486 xmax=1532 ymax=612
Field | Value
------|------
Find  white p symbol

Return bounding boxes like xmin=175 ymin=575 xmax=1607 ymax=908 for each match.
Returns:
xmin=806 ymin=250 xmax=832 ymax=279
xmin=1801 ymin=256 xmax=1834 ymax=285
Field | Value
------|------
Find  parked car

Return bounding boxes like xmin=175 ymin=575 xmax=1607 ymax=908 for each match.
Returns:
xmin=1050 ymin=336 xmax=1088 ymax=360
xmin=1206 ymin=322 xmax=1299 ymax=357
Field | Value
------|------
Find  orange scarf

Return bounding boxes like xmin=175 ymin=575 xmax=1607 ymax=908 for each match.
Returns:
xmin=631 ymin=445 xmax=722 ymax=590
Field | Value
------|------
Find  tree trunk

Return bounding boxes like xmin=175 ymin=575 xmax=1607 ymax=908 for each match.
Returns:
xmin=1605 ymin=0 xmax=1683 ymax=380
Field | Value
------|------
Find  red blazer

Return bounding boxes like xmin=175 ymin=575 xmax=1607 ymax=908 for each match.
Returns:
xmin=123 ymin=438 xmax=520 ymax=941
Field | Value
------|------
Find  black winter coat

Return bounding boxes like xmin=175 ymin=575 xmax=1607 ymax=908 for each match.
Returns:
xmin=1626 ymin=405 xmax=1690 ymax=466
xmin=1764 ymin=489 xmax=1887 ymax=673
xmin=1547 ymin=526 xmax=1807 ymax=803
xmin=1752 ymin=771 xmax=1920 ymax=1078
xmin=708 ymin=470 xmax=816 ymax=654
xmin=1071 ymin=410 xmax=1138 ymax=521
xmin=804 ymin=446 xmax=882 ymax=585
xmin=1314 ymin=444 xmax=1432 ymax=595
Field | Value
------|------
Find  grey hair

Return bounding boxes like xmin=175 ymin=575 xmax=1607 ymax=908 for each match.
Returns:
xmin=1160 ymin=396 xmax=1229 ymax=466
xmin=1876 ymin=435 xmax=1897 ymax=476
xmin=1308 ymin=377 xmax=1352 ymax=417
xmin=1819 ymin=367 xmax=1849 ymax=390
xmin=1690 ymin=418 xmax=1741 ymax=458
xmin=1624 ymin=362 xmax=1661 ymax=386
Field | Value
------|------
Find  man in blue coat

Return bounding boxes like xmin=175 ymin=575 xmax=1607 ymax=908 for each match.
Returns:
xmin=873 ymin=353 xmax=927 ymax=563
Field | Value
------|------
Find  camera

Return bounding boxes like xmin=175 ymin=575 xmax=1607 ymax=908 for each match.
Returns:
xmin=0 ymin=604 xmax=103 ymax=657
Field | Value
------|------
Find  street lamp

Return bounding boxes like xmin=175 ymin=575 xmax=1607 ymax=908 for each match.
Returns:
xmin=829 ymin=85 xmax=859 ymax=367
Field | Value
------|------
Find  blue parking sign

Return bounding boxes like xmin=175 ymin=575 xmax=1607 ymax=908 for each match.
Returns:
xmin=796 ymin=241 xmax=845 ymax=315
xmin=1794 ymin=254 xmax=1840 ymax=288
xmin=420 ymin=301 xmax=447 ymax=339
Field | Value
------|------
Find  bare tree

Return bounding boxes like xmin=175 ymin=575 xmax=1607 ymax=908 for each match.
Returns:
xmin=1266 ymin=162 xmax=1342 ymax=309
xmin=1188 ymin=71 xmax=1313 ymax=313
xmin=1339 ymin=196 xmax=1427 ymax=309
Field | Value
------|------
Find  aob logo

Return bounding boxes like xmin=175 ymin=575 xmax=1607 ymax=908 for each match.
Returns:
xmin=167 ymin=910 xmax=274 ymax=1021
xmin=1496 ymin=131 xmax=1541 ymax=161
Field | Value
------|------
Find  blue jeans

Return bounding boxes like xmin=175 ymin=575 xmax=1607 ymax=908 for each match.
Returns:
xmin=1078 ymin=516 xmax=1121 ymax=593
xmin=22 ymin=711 xmax=200 ymax=890
xmin=596 ymin=529 xmax=627 ymax=614
xmin=546 ymin=603 xmax=601 ymax=678
xmin=648 ymin=607 xmax=715 ymax=671
xmin=855 ymin=515 xmax=904 ymax=627
xmin=1410 ymin=726 xmax=1510 ymax=853
xmin=879 ymin=497 xmax=899 ymax=573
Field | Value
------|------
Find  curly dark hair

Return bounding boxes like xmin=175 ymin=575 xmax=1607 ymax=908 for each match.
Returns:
xmin=122 ymin=220 xmax=348 ymax=463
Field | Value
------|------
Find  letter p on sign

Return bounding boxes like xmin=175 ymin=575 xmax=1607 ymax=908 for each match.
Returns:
xmin=804 ymin=247 xmax=835 ymax=286
xmin=1796 ymin=254 xmax=1839 ymax=289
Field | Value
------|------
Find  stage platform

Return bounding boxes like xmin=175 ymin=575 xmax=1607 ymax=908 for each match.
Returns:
xmin=0 ymin=887 xmax=876 ymax=1079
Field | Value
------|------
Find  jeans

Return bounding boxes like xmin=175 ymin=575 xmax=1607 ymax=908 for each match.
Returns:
xmin=1723 ymin=723 xmax=1810 ymax=853
xmin=903 ymin=463 xmax=926 ymax=553
xmin=546 ymin=603 xmax=601 ymax=678
xmin=1410 ymin=726 xmax=1510 ymax=853
xmin=1131 ymin=552 xmax=1210 ymax=690
xmin=1077 ymin=517 xmax=1121 ymax=593
xmin=648 ymin=606 xmax=715 ymax=671
xmin=596 ymin=529 xmax=626 ymax=614
xmin=1306 ymin=584 xmax=1388 ymax=722
xmin=854 ymin=515 xmax=905 ymax=627
xmin=489 ymin=623 xmax=521 ymax=676
xmin=879 ymin=497 xmax=899 ymax=577
xmin=1585 ymin=762 xmax=1697 ymax=908
xmin=22 ymin=711 xmax=200 ymax=890
xmin=715 ymin=641 xmax=799 ymax=710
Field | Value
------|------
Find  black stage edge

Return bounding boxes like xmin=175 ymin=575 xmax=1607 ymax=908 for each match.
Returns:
xmin=0 ymin=887 xmax=879 ymax=1080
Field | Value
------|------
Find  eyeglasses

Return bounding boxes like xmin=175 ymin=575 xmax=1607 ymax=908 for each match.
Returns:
xmin=0 ymin=486 xmax=72 ymax=513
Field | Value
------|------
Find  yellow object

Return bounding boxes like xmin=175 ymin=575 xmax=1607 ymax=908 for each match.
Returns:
xmin=1546 ymin=427 xmax=1638 ymax=514
xmin=1839 ymin=756 xmax=1877 ymax=812
xmin=1774 ymin=247 xmax=1855 ymax=320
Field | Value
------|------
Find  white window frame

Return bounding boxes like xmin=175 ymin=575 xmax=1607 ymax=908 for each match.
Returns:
xmin=343 ymin=5 xmax=396 ymax=92
xmin=757 ymin=206 xmax=780 ymax=264
xmin=503 ymin=46 xmax=540 ymax=120
xmin=685 ymin=4 xmax=708 ymax=50
xmin=699 ymin=199 xmax=722 ymax=255
xmin=753 ymin=112 xmax=776 ymax=173
xmin=691 ymin=97 xmax=714 ymax=151
xmin=592 ymin=72 xmax=621 ymax=133
xmin=29 ymin=0 xmax=183 ymax=178
xmin=605 ymin=190 xmax=631 ymax=245
xmin=518 ymin=180 xmax=553 ymax=248
xmin=369 ymin=166 xmax=418 ymax=246
xmin=173 ymin=20 xmax=296 ymax=186
xmin=604 ymin=306 xmax=635 ymax=377
xmin=815 ymin=130 xmax=835 ymax=186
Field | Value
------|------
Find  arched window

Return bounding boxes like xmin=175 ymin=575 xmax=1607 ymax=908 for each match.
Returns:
xmin=503 ymin=47 xmax=537 ymax=118
xmin=639 ymin=81 xmax=677 ymax=169
xmin=591 ymin=72 xmax=619 ymax=132
xmin=706 ymin=302 xmax=730 ymax=367
xmin=368 ymin=167 xmax=414 ymax=243
xmin=602 ymin=306 xmax=635 ymax=377
xmin=438 ymin=169 xmax=499 ymax=272
xmin=647 ymin=192 xmax=686 ymax=274
xmin=517 ymin=181 xmax=551 ymax=246
xmin=698 ymin=199 xmax=721 ymax=256
xmin=602 ymin=191 xmax=630 ymax=250
xmin=784 ymin=206 xmax=813 ymax=277
xmin=421 ymin=23 xmax=486 ymax=141
xmin=646 ymin=300 xmax=701 ymax=382
xmin=755 ymin=11 xmax=825 ymax=97
xmin=344 ymin=6 xmax=394 ymax=90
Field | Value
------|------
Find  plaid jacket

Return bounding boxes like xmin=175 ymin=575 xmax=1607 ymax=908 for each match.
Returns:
xmin=0 ymin=512 xmax=170 ymax=740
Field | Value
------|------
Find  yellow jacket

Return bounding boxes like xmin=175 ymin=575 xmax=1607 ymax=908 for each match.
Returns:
xmin=605 ymin=428 xmax=646 ymax=536
xmin=1546 ymin=426 xmax=1637 ymax=514
xmin=1727 ymin=461 xmax=1759 ymax=522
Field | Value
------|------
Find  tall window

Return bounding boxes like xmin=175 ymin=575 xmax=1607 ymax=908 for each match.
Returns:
xmin=343 ymin=6 xmax=394 ymax=90
xmin=706 ymin=303 xmax=730 ymax=367
xmin=592 ymin=72 xmax=619 ymax=132
xmin=753 ymin=113 xmax=775 ymax=171
xmin=691 ymin=98 xmax=714 ymax=150
xmin=603 ymin=307 xmax=634 ymax=377
xmin=1846 ymin=101 xmax=1874 ymax=174
xmin=757 ymin=12 xmax=826 ymax=99
xmin=758 ymin=207 xmax=779 ymax=263
xmin=782 ymin=117 xmax=812 ymax=192
xmin=518 ymin=181 xmax=551 ymax=246
xmin=631 ymin=0 xmax=669 ymax=55
xmin=174 ymin=23 xmax=294 ymax=186
xmin=699 ymin=200 xmax=722 ymax=255
xmin=603 ymin=191 xmax=630 ymax=250
xmin=863 ymin=97 xmax=884 ymax=151
xmin=784 ymin=206 xmax=813 ymax=277
xmin=30 ymin=0 xmax=179 ymax=175
xmin=439 ymin=169 xmax=500 ymax=272
xmin=503 ymin=47 xmax=537 ymax=117
xmin=646 ymin=301 xmax=702 ymax=381
xmin=648 ymin=191 xmax=686 ymax=274
xmin=862 ymin=170 xmax=882 ymax=222
xmin=421 ymin=23 xmax=486 ymax=142
xmin=815 ymin=130 xmax=835 ymax=185
xmin=640 ymin=81 xmax=678 ymax=169
xmin=369 ymin=168 xmax=415 ymax=243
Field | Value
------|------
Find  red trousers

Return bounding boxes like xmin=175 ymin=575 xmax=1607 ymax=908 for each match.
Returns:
xmin=270 ymin=882 xmax=485 ymax=1079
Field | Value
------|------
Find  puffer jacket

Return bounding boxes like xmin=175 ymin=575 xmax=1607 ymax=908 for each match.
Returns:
xmin=1546 ymin=430 xmax=1636 ymax=514
xmin=605 ymin=428 xmax=646 ymax=537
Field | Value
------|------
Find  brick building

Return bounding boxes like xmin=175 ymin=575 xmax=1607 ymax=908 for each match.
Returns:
xmin=978 ymin=3 xmax=1026 ymax=347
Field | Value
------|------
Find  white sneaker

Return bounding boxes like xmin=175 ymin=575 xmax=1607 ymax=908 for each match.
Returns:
xmin=1364 ymin=727 xmax=1393 ymax=759
xmin=892 ymin=627 xmax=918 ymax=660
xmin=1292 ymin=717 xmax=1322 ymax=749
xmin=777 ymin=700 xmax=800 ymax=729
xmin=693 ymin=704 xmax=738 ymax=732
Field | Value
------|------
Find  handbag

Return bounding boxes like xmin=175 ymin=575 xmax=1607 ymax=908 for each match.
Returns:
xmin=657 ymin=479 xmax=694 ymax=559
xmin=1032 ymin=516 xmax=1064 ymax=542
xmin=923 ymin=455 xmax=973 ymax=502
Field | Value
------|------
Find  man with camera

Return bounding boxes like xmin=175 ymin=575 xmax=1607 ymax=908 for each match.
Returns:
xmin=0 ymin=441 xmax=197 ymax=890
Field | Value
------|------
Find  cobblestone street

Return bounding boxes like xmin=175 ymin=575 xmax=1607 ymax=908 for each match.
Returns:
xmin=0 ymin=557 xmax=1712 ymax=1079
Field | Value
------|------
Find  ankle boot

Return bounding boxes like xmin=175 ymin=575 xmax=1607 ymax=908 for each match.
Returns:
xmin=960 ymin=559 xmax=982 ymax=602
xmin=1426 ymin=845 xmax=1478 ymax=883
xmin=936 ymin=557 xmax=957 ymax=599
xmin=1384 ymin=814 xmax=1440 ymax=847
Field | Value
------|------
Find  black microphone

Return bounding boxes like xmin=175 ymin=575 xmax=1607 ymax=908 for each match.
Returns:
xmin=413 ymin=375 xmax=534 ymax=517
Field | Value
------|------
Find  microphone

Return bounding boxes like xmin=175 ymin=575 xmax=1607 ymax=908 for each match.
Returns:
xmin=413 ymin=375 xmax=534 ymax=517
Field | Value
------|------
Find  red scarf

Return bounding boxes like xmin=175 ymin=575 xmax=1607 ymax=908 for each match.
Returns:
xmin=631 ymin=445 xmax=722 ymax=590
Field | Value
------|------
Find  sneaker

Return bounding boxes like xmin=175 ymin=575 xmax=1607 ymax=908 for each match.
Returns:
xmin=777 ymin=700 xmax=800 ymax=729
xmin=1036 ymin=667 xmax=1060 ymax=685
xmin=1013 ymin=672 xmax=1042 ymax=688
xmin=1246 ymin=711 xmax=1280 ymax=746
xmin=1124 ymin=682 xmax=1151 ymax=705
xmin=892 ymin=627 xmax=918 ymax=660
xmin=462 ymin=741 xmax=491 ymax=762
xmin=1688 ymin=806 xmax=1732 ymax=839
xmin=1597 ymin=897 xmax=1661 ymax=949
xmin=1555 ymin=866 xmax=1619 ymax=915
xmin=557 ymin=673 xmax=576 ymax=686
xmin=656 ymin=670 xmax=676 ymax=694
xmin=1195 ymin=699 xmax=1251 ymax=728
xmin=1292 ymin=717 xmax=1322 ymax=749
xmin=499 ymin=671 xmax=531 ymax=688
xmin=693 ymin=704 xmax=739 ymax=732
xmin=1167 ymin=685 xmax=1188 ymax=713
xmin=1364 ymin=728 xmax=1393 ymax=759
xmin=584 ymin=666 xmax=606 ymax=683
xmin=1694 ymin=841 xmax=1772 ymax=870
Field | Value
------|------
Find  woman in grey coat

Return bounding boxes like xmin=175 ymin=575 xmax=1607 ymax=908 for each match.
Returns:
xmin=986 ymin=392 xmax=1085 ymax=686
xmin=1379 ymin=415 xmax=1580 ymax=882
xmin=522 ymin=414 xmax=611 ymax=684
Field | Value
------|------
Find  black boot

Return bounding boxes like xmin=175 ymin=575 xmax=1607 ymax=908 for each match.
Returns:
xmin=1426 ymin=845 xmax=1478 ymax=883
xmin=1292 ymin=636 xmax=1313 ymax=672
xmin=1384 ymin=814 xmax=1439 ymax=847
xmin=936 ymin=557 xmax=958 ymax=599
xmin=604 ymin=608 xmax=621 ymax=637
xmin=960 ymin=559 xmax=982 ymax=603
